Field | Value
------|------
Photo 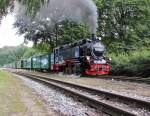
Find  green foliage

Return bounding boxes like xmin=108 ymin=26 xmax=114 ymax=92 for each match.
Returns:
xmin=0 ymin=45 xmax=44 ymax=66
xmin=95 ymin=0 xmax=150 ymax=52
xmin=56 ymin=21 xmax=90 ymax=45
xmin=0 ymin=45 xmax=27 ymax=66
xmin=109 ymin=49 xmax=150 ymax=77
xmin=0 ymin=0 xmax=14 ymax=22
xmin=23 ymin=47 xmax=45 ymax=58
xmin=0 ymin=0 xmax=11 ymax=10
xmin=18 ymin=0 xmax=49 ymax=17
xmin=0 ymin=0 xmax=49 ymax=24
xmin=33 ymin=42 xmax=51 ymax=54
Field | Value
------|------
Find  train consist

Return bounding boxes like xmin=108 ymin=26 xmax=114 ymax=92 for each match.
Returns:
xmin=6 ymin=35 xmax=111 ymax=75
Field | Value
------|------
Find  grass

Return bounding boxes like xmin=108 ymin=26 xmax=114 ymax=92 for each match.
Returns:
xmin=0 ymin=70 xmax=11 ymax=89
xmin=0 ymin=70 xmax=50 ymax=115
xmin=0 ymin=70 xmax=26 ymax=114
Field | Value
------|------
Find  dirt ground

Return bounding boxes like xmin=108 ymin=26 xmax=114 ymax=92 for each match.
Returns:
xmin=0 ymin=70 xmax=59 ymax=116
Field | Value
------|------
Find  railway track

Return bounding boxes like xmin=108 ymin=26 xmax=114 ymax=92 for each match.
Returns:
xmin=12 ymin=71 xmax=150 ymax=116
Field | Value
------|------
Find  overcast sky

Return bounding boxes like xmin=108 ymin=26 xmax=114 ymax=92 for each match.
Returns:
xmin=0 ymin=13 xmax=32 ymax=48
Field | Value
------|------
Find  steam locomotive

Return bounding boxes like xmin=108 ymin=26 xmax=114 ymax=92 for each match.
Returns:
xmin=6 ymin=34 xmax=111 ymax=76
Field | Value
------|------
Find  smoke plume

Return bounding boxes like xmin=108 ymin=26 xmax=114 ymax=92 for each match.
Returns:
xmin=16 ymin=0 xmax=98 ymax=34
xmin=37 ymin=0 xmax=98 ymax=34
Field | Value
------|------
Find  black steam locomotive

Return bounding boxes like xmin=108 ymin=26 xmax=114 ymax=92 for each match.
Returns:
xmin=52 ymin=34 xmax=111 ymax=75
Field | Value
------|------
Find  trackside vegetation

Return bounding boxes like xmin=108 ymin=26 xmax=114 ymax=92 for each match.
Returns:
xmin=0 ymin=70 xmax=26 ymax=114
xmin=109 ymin=49 xmax=150 ymax=77
xmin=0 ymin=70 xmax=52 ymax=115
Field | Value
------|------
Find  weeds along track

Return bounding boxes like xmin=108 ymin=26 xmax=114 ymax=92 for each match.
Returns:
xmin=12 ymin=71 xmax=150 ymax=116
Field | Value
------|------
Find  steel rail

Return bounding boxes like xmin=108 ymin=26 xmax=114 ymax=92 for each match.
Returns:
xmin=13 ymin=71 xmax=138 ymax=116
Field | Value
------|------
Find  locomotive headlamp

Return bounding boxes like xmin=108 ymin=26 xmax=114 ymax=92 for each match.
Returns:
xmin=105 ymin=57 xmax=112 ymax=63
xmin=108 ymin=58 xmax=112 ymax=63
xmin=108 ymin=58 xmax=112 ymax=61
xmin=86 ymin=56 xmax=90 ymax=60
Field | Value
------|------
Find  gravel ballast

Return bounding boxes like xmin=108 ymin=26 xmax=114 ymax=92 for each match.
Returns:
xmin=18 ymin=75 xmax=100 ymax=116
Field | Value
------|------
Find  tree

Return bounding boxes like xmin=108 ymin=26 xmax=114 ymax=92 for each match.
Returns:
xmin=22 ymin=47 xmax=42 ymax=58
xmin=95 ymin=0 xmax=150 ymax=52
xmin=14 ymin=19 xmax=90 ymax=52
xmin=0 ymin=0 xmax=14 ymax=23
xmin=0 ymin=45 xmax=27 ymax=66
xmin=0 ymin=0 xmax=49 ymax=23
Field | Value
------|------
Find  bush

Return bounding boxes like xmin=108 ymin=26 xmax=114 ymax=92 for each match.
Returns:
xmin=109 ymin=49 xmax=150 ymax=77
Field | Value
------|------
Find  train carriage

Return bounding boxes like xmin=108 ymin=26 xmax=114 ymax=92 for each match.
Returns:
xmin=40 ymin=54 xmax=51 ymax=71
xmin=12 ymin=62 xmax=17 ymax=69
xmin=22 ymin=58 xmax=32 ymax=69
xmin=26 ymin=58 xmax=32 ymax=69
xmin=6 ymin=63 xmax=13 ymax=68
xmin=22 ymin=59 xmax=27 ymax=69
xmin=32 ymin=56 xmax=41 ymax=69
xmin=16 ymin=60 xmax=22 ymax=69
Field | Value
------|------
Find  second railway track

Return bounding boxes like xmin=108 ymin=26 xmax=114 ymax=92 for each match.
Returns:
xmin=12 ymin=71 xmax=150 ymax=116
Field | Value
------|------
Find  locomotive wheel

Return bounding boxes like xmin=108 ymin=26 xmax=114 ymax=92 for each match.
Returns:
xmin=63 ymin=64 xmax=80 ymax=75
xmin=73 ymin=66 xmax=76 ymax=74
xmin=75 ymin=64 xmax=81 ymax=75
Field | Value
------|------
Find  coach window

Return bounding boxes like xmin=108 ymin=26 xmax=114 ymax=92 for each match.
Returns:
xmin=55 ymin=49 xmax=59 ymax=57
xmin=75 ymin=47 xmax=79 ymax=57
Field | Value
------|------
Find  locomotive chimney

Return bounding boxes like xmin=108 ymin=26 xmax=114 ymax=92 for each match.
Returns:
xmin=91 ymin=34 xmax=97 ymax=40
